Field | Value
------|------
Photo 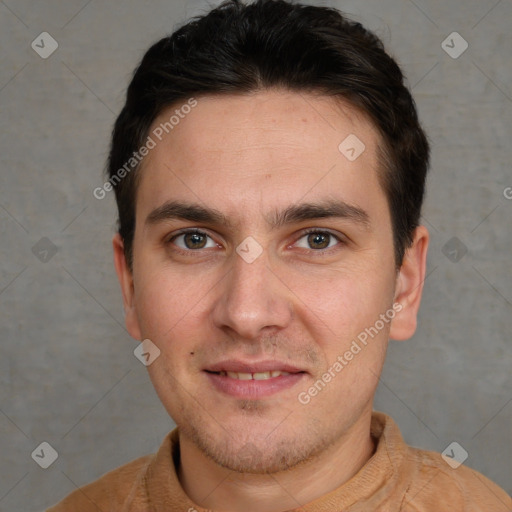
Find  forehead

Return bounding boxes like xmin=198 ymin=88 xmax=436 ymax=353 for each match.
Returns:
xmin=136 ymin=89 xmax=386 ymax=224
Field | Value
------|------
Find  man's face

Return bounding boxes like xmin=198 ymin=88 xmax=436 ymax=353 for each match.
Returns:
xmin=117 ymin=90 xmax=413 ymax=473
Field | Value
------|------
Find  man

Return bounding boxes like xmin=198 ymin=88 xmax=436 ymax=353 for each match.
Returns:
xmin=49 ymin=0 xmax=510 ymax=510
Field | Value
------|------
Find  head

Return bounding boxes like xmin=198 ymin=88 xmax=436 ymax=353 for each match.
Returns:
xmin=111 ymin=0 xmax=429 ymax=474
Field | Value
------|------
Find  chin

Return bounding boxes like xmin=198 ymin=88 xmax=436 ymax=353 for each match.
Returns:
xmin=208 ymin=439 xmax=313 ymax=474
xmin=182 ymin=414 xmax=329 ymax=474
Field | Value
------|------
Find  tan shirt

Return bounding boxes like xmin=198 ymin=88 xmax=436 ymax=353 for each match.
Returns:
xmin=47 ymin=412 xmax=510 ymax=511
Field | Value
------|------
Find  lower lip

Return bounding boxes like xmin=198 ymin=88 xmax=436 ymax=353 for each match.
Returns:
xmin=205 ymin=371 xmax=305 ymax=399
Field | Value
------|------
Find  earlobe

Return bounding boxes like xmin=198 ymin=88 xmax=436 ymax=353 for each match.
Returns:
xmin=389 ymin=225 xmax=429 ymax=341
xmin=112 ymin=233 xmax=142 ymax=340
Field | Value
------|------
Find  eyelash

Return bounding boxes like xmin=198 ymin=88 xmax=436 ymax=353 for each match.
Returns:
xmin=167 ymin=228 xmax=345 ymax=255
xmin=299 ymin=228 xmax=343 ymax=246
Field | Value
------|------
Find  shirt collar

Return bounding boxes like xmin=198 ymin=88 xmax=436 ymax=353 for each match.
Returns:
xmin=144 ymin=411 xmax=407 ymax=511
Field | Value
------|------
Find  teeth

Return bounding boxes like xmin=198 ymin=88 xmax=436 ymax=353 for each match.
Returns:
xmin=253 ymin=372 xmax=270 ymax=380
xmin=219 ymin=370 xmax=291 ymax=380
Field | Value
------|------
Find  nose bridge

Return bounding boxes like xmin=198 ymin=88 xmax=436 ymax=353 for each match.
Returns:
xmin=236 ymin=251 xmax=274 ymax=305
xmin=212 ymin=247 xmax=291 ymax=339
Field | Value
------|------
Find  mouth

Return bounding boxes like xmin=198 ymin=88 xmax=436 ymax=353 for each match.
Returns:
xmin=211 ymin=370 xmax=293 ymax=380
xmin=204 ymin=360 xmax=307 ymax=399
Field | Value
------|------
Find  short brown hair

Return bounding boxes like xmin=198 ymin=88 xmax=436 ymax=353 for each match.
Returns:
xmin=107 ymin=0 xmax=429 ymax=269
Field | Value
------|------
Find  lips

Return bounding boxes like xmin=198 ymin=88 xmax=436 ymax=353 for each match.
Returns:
xmin=204 ymin=360 xmax=306 ymax=398
xmin=217 ymin=370 xmax=291 ymax=380
xmin=205 ymin=359 xmax=305 ymax=374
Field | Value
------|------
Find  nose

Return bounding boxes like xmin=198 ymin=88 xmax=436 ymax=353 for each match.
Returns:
xmin=211 ymin=249 xmax=293 ymax=340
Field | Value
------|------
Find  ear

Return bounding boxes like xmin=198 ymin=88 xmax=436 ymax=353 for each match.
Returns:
xmin=113 ymin=233 xmax=142 ymax=340
xmin=389 ymin=225 xmax=429 ymax=341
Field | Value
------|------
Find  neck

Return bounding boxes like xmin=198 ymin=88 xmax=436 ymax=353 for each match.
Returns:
xmin=177 ymin=411 xmax=375 ymax=512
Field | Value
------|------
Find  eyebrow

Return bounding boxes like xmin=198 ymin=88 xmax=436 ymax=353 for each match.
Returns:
xmin=268 ymin=200 xmax=370 ymax=229
xmin=145 ymin=199 xmax=370 ymax=230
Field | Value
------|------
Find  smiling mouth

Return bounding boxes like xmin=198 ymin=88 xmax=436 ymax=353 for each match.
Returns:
xmin=204 ymin=359 xmax=307 ymax=398
xmin=204 ymin=368 xmax=306 ymax=399
xmin=209 ymin=370 xmax=294 ymax=380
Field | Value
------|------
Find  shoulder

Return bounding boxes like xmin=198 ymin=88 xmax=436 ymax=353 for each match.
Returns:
xmin=401 ymin=446 xmax=511 ymax=511
xmin=46 ymin=453 xmax=153 ymax=511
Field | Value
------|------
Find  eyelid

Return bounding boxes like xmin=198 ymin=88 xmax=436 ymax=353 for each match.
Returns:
xmin=299 ymin=227 xmax=343 ymax=237
xmin=165 ymin=227 xmax=346 ymax=252
xmin=291 ymin=228 xmax=346 ymax=252
xmin=167 ymin=228 xmax=219 ymax=250
xmin=167 ymin=227 xmax=210 ymax=241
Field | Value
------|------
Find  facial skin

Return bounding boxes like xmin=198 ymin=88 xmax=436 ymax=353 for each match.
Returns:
xmin=113 ymin=89 xmax=428 ymax=512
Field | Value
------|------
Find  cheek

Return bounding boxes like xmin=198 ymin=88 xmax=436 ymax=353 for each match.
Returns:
xmin=294 ymin=264 xmax=393 ymax=335
xmin=132 ymin=264 xmax=220 ymax=355
xmin=133 ymin=270 xmax=192 ymax=337
xmin=303 ymin=271 xmax=393 ymax=402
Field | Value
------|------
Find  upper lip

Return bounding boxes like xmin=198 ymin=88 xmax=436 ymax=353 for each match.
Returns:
xmin=205 ymin=360 xmax=305 ymax=374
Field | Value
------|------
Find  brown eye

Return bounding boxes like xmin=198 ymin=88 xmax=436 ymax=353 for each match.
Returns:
xmin=184 ymin=232 xmax=207 ymax=249
xmin=295 ymin=229 xmax=343 ymax=252
xmin=307 ymin=232 xmax=331 ymax=249
xmin=294 ymin=230 xmax=343 ymax=252
xmin=171 ymin=230 xmax=216 ymax=250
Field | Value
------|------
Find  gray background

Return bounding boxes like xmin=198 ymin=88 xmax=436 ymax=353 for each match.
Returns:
xmin=0 ymin=0 xmax=511 ymax=509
